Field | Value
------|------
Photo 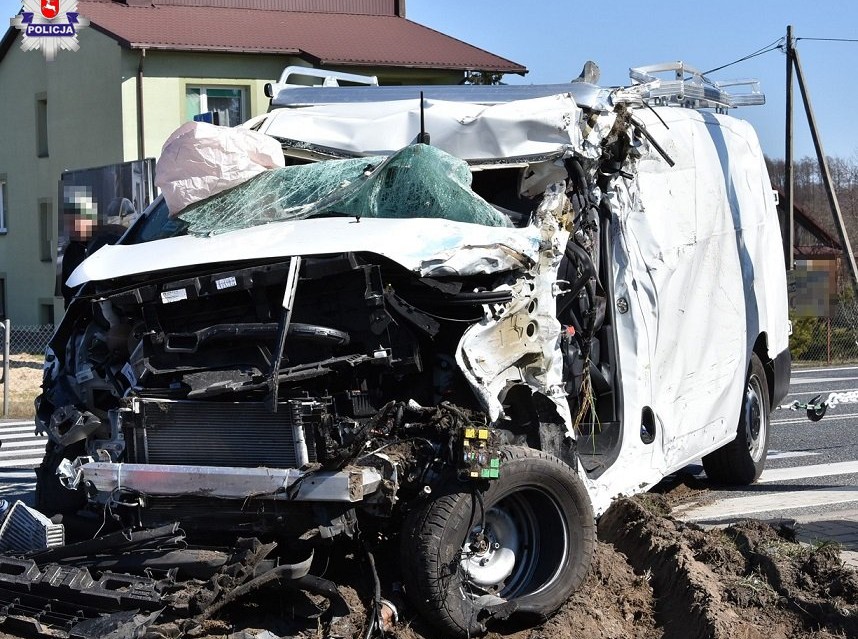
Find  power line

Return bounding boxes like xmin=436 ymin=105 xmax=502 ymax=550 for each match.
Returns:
xmin=703 ymin=37 xmax=785 ymax=75
xmin=701 ymin=34 xmax=858 ymax=78
xmin=796 ymin=37 xmax=858 ymax=43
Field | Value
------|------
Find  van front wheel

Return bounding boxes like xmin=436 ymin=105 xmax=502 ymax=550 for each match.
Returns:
xmin=400 ymin=446 xmax=595 ymax=638
xmin=703 ymin=353 xmax=770 ymax=485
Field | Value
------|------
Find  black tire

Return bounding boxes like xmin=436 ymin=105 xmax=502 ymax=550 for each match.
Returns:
xmin=400 ymin=446 xmax=595 ymax=637
xmin=703 ymin=353 xmax=770 ymax=485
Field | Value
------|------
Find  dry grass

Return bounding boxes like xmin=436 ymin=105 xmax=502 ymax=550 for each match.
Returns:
xmin=2 ymin=353 xmax=44 ymax=418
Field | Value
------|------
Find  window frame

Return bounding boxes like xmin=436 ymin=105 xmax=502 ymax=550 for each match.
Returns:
xmin=38 ymin=198 xmax=53 ymax=262
xmin=39 ymin=298 xmax=55 ymax=325
xmin=185 ymin=85 xmax=248 ymax=127
xmin=36 ymin=94 xmax=48 ymax=158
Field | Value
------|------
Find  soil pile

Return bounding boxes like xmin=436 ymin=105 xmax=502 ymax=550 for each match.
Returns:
xmin=185 ymin=494 xmax=858 ymax=639
xmin=587 ymin=496 xmax=857 ymax=639
xmin=436 ymin=495 xmax=855 ymax=639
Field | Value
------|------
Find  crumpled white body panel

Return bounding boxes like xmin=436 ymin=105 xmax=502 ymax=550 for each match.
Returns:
xmin=456 ymin=184 xmax=571 ymax=425
xmin=260 ymin=95 xmax=582 ymax=160
xmin=67 ymin=217 xmax=541 ymax=288
xmin=582 ymin=107 xmax=790 ymax=514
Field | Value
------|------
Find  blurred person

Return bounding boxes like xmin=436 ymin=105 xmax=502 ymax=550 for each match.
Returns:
xmin=60 ymin=190 xmax=139 ymax=306
xmin=60 ymin=188 xmax=97 ymax=306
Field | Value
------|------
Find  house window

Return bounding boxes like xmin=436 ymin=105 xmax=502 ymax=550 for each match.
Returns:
xmin=39 ymin=301 xmax=54 ymax=325
xmin=0 ymin=277 xmax=6 ymax=320
xmin=36 ymin=95 xmax=48 ymax=157
xmin=39 ymin=199 xmax=52 ymax=262
xmin=0 ymin=178 xmax=7 ymax=233
xmin=186 ymin=86 xmax=247 ymax=127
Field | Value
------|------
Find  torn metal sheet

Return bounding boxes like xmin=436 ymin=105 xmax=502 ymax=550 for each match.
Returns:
xmin=66 ymin=216 xmax=541 ymax=287
xmin=260 ymin=94 xmax=583 ymax=160
xmin=456 ymin=183 xmax=572 ymax=424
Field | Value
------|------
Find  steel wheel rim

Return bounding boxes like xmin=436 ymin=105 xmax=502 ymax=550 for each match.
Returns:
xmin=745 ymin=374 xmax=765 ymax=461
xmin=460 ymin=487 xmax=569 ymax=598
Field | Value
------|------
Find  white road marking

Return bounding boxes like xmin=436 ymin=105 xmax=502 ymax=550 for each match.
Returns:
xmin=0 ymin=439 xmax=46 ymax=450
xmin=0 ymin=422 xmax=45 ymax=470
xmin=758 ymin=460 xmax=858 ymax=483
xmin=0 ymin=426 xmax=40 ymax=435
xmin=765 ymin=450 xmax=820 ymax=460
xmin=0 ymin=471 xmax=36 ymax=479
xmin=0 ymin=447 xmax=43 ymax=458
xmin=676 ymin=487 xmax=858 ymax=521
xmin=0 ymin=432 xmax=46 ymax=441
xmin=772 ymin=412 xmax=858 ymax=425
xmin=792 ymin=365 xmax=858 ymax=374
xmin=0 ymin=458 xmax=42 ymax=469
xmin=791 ymin=376 xmax=858 ymax=384
xmin=786 ymin=387 xmax=858 ymax=397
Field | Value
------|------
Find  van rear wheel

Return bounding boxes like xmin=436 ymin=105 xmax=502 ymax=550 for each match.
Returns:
xmin=703 ymin=353 xmax=770 ymax=485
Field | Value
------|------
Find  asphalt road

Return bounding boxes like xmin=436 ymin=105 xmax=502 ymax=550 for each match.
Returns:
xmin=675 ymin=364 xmax=858 ymax=541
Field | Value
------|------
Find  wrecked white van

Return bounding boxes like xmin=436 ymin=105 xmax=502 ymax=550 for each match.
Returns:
xmin=31 ymin=68 xmax=790 ymax=637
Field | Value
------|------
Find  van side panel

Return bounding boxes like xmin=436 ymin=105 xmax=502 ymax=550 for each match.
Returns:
xmin=586 ymin=108 xmax=789 ymax=514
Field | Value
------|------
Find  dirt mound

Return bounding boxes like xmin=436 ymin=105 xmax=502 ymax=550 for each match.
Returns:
xmin=597 ymin=496 xmax=858 ymax=639
xmin=397 ymin=495 xmax=858 ymax=639
xmin=525 ymin=540 xmax=659 ymax=639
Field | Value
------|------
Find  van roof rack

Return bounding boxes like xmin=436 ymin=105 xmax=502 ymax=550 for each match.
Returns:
xmin=266 ymin=62 xmax=764 ymax=112
xmin=269 ymin=81 xmax=609 ymax=110
xmin=264 ymin=66 xmax=379 ymax=99
xmin=627 ymin=61 xmax=765 ymax=110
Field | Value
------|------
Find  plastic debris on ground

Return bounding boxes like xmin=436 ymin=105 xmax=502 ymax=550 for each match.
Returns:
xmin=0 ymin=500 xmax=64 ymax=553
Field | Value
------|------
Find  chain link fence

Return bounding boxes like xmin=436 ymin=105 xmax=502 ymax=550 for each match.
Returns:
xmin=790 ymin=299 xmax=858 ymax=365
xmin=2 ymin=323 xmax=53 ymax=417
xmin=8 ymin=324 xmax=55 ymax=356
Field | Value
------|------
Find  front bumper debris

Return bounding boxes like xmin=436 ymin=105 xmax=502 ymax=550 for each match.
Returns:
xmin=74 ymin=462 xmax=383 ymax=502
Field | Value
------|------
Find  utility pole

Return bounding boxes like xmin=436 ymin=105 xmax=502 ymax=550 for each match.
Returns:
xmin=784 ymin=25 xmax=794 ymax=271
xmin=792 ymin=33 xmax=858 ymax=289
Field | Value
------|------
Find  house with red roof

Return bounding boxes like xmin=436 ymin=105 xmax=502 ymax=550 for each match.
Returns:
xmin=0 ymin=0 xmax=525 ymax=323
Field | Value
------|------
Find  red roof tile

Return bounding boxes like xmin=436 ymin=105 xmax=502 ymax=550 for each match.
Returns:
xmin=76 ymin=1 xmax=526 ymax=73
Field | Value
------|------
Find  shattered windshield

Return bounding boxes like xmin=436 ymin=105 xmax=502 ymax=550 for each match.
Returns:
xmin=178 ymin=144 xmax=512 ymax=236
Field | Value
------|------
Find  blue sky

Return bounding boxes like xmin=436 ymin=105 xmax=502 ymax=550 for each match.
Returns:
xmin=3 ymin=0 xmax=855 ymax=161
xmin=408 ymin=0 xmax=858 ymax=162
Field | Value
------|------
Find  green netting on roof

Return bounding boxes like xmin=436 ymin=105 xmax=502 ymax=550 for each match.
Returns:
xmin=178 ymin=144 xmax=512 ymax=236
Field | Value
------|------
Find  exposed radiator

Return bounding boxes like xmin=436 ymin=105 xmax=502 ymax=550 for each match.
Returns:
xmin=124 ymin=398 xmax=320 ymax=468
